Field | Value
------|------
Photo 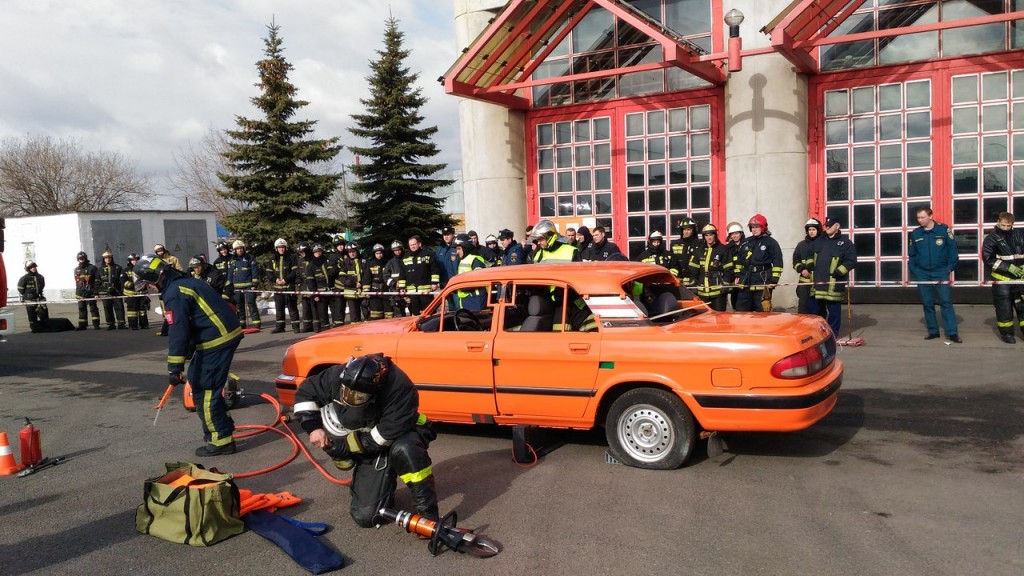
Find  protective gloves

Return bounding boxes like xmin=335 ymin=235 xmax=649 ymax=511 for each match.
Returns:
xmin=168 ymin=372 xmax=184 ymax=386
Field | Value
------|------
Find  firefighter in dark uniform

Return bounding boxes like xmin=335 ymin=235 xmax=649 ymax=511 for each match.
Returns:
xmin=908 ymin=206 xmax=961 ymax=342
xmin=811 ymin=217 xmax=857 ymax=336
xmin=17 ymin=262 xmax=47 ymax=330
xmin=293 ymin=354 xmax=439 ymax=528
xmin=724 ymin=222 xmax=745 ymax=311
xmin=364 ymin=244 xmax=390 ymax=321
xmin=735 ymin=214 xmax=784 ymax=312
xmin=400 ymin=235 xmax=440 ymax=316
xmin=453 ymin=233 xmax=486 ymax=311
xmin=211 ymin=241 xmax=235 ymax=303
xmin=328 ymin=237 xmax=348 ymax=327
xmin=98 ymin=249 xmax=127 ymax=330
xmin=124 ymin=253 xmax=148 ymax=330
xmin=435 ymin=226 xmax=459 ymax=286
xmin=295 ymin=243 xmax=314 ymax=332
xmin=384 ymin=241 xmax=407 ymax=318
xmin=793 ymin=218 xmax=822 ymax=315
xmin=671 ymin=217 xmax=700 ymax=284
xmin=689 ymin=224 xmax=734 ymax=311
xmin=498 ymin=229 xmax=526 ymax=266
xmin=339 ymin=243 xmax=366 ymax=324
xmin=74 ymin=251 xmax=101 ymax=330
xmin=982 ymin=211 xmax=1024 ymax=343
xmin=190 ymin=255 xmax=229 ymax=297
xmin=305 ymin=243 xmax=333 ymax=332
xmin=635 ymin=231 xmax=676 ymax=272
xmin=267 ymin=238 xmax=300 ymax=333
xmin=229 ymin=240 xmax=261 ymax=330
xmin=134 ymin=253 xmax=243 ymax=456
xmin=530 ymin=220 xmax=581 ymax=262
xmin=484 ymin=235 xmax=501 ymax=266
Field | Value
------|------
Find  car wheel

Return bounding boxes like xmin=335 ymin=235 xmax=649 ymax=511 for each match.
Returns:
xmin=605 ymin=388 xmax=696 ymax=470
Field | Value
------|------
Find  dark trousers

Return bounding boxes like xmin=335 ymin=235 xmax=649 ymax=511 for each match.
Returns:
xmin=187 ymin=339 xmax=240 ymax=447
xmin=796 ymin=284 xmax=816 ymax=314
xmin=368 ymin=296 xmax=387 ymax=320
xmin=273 ymin=291 xmax=300 ymax=329
xmin=699 ymin=294 xmax=727 ymax=311
xmin=407 ymin=294 xmax=432 ymax=316
xmin=735 ymin=289 xmax=767 ymax=312
xmin=312 ymin=296 xmax=331 ymax=331
xmin=234 ymin=290 xmax=261 ymax=328
xmin=992 ymin=283 xmax=1024 ymax=336
xmin=817 ymin=299 xmax=842 ymax=335
xmin=346 ymin=298 xmax=363 ymax=323
xmin=329 ymin=293 xmax=346 ymax=326
xmin=77 ymin=298 xmax=100 ymax=327
xmin=348 ymin=428 xmax=437 ymax=528
xmin=916 ymin=282 xmax=958 ymax=337
xmin=24 ymin=301 xmax=47 ymax=327
xmin=102 ymin=297 xmax=126 ymax=327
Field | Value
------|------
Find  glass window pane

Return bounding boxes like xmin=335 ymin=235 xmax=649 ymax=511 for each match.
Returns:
xmin=540 ymin=196 xmax=556 ymax=217
xmin=982 ymin=72 xmax=1008 ymax=101
xmin=595 ymin=168 xmax=612 ymax=190
xmin=879 ymin=173 xmax=902 ymax=198
xmin=647 ymin=137 xmax=665 ymax=161
xmin=670 ymin=188 xmax=688 ymax=210
xmin=626 ymin=113 xmax=644 ymax=137
xmin=880 ymin=204 xmax=904 ymax=228
xmin=669 ymin=135 xmax=687 ymax=158
xmin=539 ymin=172 xmax=554 ymax=193
xmin=628 ymin=215 xmax=646 ymax=237
xmin=691 ymin=133 xmax=710 ymax=156
xmin=575 ymin=145 xmax=591 ymax=167
xmin=593 ymin=117 xmax=611 ymax=140
xmin=854 ymin=204 xmax=876 ymax=229
xmin=1014 ymin=102 xmax=1024 ymax=130
xmin=556 ymin=122 xmax=572 ymax=144
xmin=952 ymin=107 xmax=978 ymax=134
xmin=853 ymin=86 xmax=875 ymax=114
xmin=821 ymin=40 xmax=874 ymax=71
xmin=854 ymin=235 xmax=876 ymax=261
xmin=557 ymin=147 xmax=573 ymax=168
xmin=853 ymin=146 xmax=875 ymax=171
xmin=669 ymin=161 xmax=687 ymax=184
xmin=691 ymin=160 xmax=710 ymax=183
xmin=953 ymin=168 xmax=978 ymax=194
xmin=880 ymin=143 xmax=902 ymax=170
xmin=669 ymin=108 xmax=687 ymax=132
xmin=558 ymin=171 xmax=574 ymax=192
xmin=953 ymin=137 xmax=978 ymax=165
xmin=628 ymin=190 xmax=645 ymax=212
xmin=880 ymin=261 xmax=904 ymax=282
xmin=666 ymin=0 xmax=711 ymax=36
xmin=627 ymin=139 xmax=645 ymax=162
xmin=627 ymin=165 xmax=645 ymax=187
xmin=879 ymin=31 xmax=938 ymax=65
xmin=853 ymin=117 xmax=876 ymax=142
xmin=906 ymin=80 xmax=930 ymax=108
xmin=596 ymin=193 xmax=613 ymax=214
xmin=827 ymin=177 xmax=849 ymax=201
xmin=575 ymin=120 xmax=591 ymax=142
xmin=906 ymin=142 xmax=930 ymax=168
xmin=538 ymin=149 xmax=554 ymax=170
xmin=906 ymin=111 xmax=931 ymax=138
xmin=558 ymin=195 xmax=575 ymax=216
xmin=826 ymin=119 xmax=849 ymax=145
xmin=691 ymin=105 xmax=711 ymax=130
xmin=879 ymin=115 xmax=902 ymax=140
xmin=576 ymin=194 xmax=593 ymax=216
xmin=944 ymin=23 xmax=1005 ymax=58
xmin=906 ymin=172 xmax=931 ymax=197
xmin=983 ymin=166 xmax=1008 ymax=193
xmin=983 ymin=104 xmax=1008 ymax=132
xmin=953 ymin=198 xmax=978 ymax=225
xmin=1015 ymin=70 xmax=1024 ymax=98
xmin=826 ymin=205 xmax=849 ymax=230
xmin=854 ymin=175 xmax=876 ymax=200
xmin=879 ymin=84 xmax=902 ymax=111
xmin=648 ymin=188 xmax=665 ymax=211
xmin=827 ymin=149 xmax=849 ymax=173
xmin=983 ymin=135 xmax=1008 ymax=163
xmin=691 ymin=186 xmax=711 ymax=209
xmin=983 ymin=197 xmax=1008 ymax=221
xmin=594 ymin=143 xmax=611 ymax=165
xmin=1015 ymin=165 xmax=1024 ymax=191
xmin=952 ymin=75 xmax=978 ymax=104
xmin=825 ymin=90 xmax=848 ymax=117
xmin=1015 ymin=133 xmax=1024 ymax=161
xmin=954 ymin=258 xmax=979 ymax=282
xmin=649 ymin=215 xmax=667 ymax=237
xmin=648 ymin=163 xmax=665 ymax=186
xmin=538 ymin=124 xmax=553 ymax=146
xmin=576 ymin=170 xmax=592 ymax=192
xmin=647 ymin=110 xmax=665 ymax=134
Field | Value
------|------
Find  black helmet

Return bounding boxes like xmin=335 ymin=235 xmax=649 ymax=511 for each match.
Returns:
xmin=188 ymin=256 xmax=203 ymax=268
xmin=128 ymin=252 xmax=141 ymax=261
xmin=390 ymin=240 xmax=403 ymax=251
xmin=454 ymin=233 xmax=471 ymax=247
xmin=25 ymin=261 xmax=37 ymax=272
xmin=498 ymin=228 xmax=514 ymax=240
xmin=372 ymin=243 xmax=385 ymax=253
xmin=345 ymin=242 xmax=359 ymax=253
xmin=312 ymin=243 xmax=324 ymax=253
xmin=77 ymin=251 xmax=88 ymax=262
xmin=133 ymin=254 xmax=182 ymax=291
xmin=216 ymin=241 xmax=230 ymax=252
xmin=337 ymin=354 xmax=390 ymax=407
xmin=298 ymin=242 xmax=311 ymax=256
xmin=679 ymin=217 xmax=697 ymax=232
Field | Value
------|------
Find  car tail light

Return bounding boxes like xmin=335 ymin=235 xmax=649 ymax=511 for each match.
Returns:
xmin=771 ymin=336 xmax=836 ymax=379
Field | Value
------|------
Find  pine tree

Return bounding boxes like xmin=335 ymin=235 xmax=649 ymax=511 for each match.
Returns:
xmin=218 ymin=21 xmax=342 ymax=256
xmin=348 ymin=17 xmax=455 ymax=249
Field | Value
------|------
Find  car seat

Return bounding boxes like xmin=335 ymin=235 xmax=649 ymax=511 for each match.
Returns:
xmin=647 ymin=291 xmax=681 ymax=317
xmin=519 ymin=294 xmax=555 ymax=332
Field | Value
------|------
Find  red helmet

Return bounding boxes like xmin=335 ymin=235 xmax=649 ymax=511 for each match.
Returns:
xmin=748 ymin=214 xmax=768 ymax=231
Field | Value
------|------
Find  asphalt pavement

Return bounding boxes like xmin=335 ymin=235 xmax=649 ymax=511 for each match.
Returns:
xmin=0 ymin=302 xmax=1021 ymax=576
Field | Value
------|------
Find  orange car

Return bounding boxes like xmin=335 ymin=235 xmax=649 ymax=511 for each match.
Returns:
xmin=276 ymin=262 xmax=842 ymax=469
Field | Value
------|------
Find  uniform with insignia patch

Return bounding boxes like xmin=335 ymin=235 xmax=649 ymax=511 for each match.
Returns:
xmin=908 ymin=220 xmax=959 ymax=340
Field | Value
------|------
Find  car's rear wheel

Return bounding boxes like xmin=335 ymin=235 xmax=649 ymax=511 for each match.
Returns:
xmin=606 ymin=388 xmax=696 ymax=470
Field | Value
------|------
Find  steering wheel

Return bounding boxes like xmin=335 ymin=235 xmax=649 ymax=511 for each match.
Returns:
xmin=453 ymin=308 xmax=482 ymax=332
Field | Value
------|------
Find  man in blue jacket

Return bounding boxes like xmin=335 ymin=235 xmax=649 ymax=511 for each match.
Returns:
xmin=135 ymin=254 xmax=244 ymax=456
xmin=908 ymin=207 xmax=961 ymax=343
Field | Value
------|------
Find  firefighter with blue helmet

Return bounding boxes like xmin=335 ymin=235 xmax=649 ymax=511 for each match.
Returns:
xmin=135 ymin=253 xmax=243 ymax=456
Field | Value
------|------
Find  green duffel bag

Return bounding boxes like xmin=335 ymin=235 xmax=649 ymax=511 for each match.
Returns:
xmin=135 ymin=462 xmax=244 ymax=546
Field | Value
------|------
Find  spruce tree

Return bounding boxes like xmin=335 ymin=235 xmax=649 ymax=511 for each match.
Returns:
xmin=348 ymin=17 xmax=455 ymax=249
xmin=218 ymin=22 xmax=342 ymax=256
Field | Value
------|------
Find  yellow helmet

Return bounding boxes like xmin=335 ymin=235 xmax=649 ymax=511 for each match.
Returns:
xmin=232 ymin=240 xmax=246 ymax=250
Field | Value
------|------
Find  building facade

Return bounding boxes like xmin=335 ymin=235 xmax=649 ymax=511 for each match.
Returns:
xmin=449 ymin=0 xmax=1024 ymax=304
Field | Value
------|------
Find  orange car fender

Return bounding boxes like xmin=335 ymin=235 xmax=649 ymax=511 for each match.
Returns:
xmin=590 ymin=371 xmax=703 ymax=420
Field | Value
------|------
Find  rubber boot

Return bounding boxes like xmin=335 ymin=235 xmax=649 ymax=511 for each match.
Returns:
xmin=118 ymin=323 xmax=127 ymax=330
xmin=292 ymin=323 xmax=301 ymax=334
xmin=271 ymin=322 xmax=285 ymax=334
xmin=107 ymin=324 xmax=116 ymax=330
xmin=76 ymin=323 xmax=87 ymax=331
xmin=407 ymin=476 xmax=439 ymax=522
xmin=93 ymin=320 xmax=101 ymax=330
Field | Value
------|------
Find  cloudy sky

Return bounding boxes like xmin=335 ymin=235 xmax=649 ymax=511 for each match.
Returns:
xmin=0 ymin=0 xmax=461 ymax=207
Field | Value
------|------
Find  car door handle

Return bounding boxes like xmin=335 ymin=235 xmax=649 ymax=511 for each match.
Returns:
xmin=466 ymin=342 xmax=486 ymax=352
xmin=569 ymin=343 xmax=590 ymax=354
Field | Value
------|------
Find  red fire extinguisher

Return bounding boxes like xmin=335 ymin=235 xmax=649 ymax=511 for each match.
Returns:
xmin=20 ymin=418 xmax=42 ymax=467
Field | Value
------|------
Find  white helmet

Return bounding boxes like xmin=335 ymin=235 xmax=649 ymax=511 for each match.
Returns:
xmin=726 ymin=222 xmax=744 ymax=235
xmin=232 ymin=240 xmax=246 ymax=250
xmin=274 ymin=238 xmax=288 ymax=248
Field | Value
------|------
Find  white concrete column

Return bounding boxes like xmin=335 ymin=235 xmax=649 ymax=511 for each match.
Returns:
xmin=454 ymin=0 xmax=527 ymax=235
xmin=723 ymin=0 xmax=810 ymax=309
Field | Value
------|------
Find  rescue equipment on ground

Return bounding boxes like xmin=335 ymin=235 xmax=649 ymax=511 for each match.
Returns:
xmin=20 ymin=418 xmax=42 ymax=467
xmin=379 ymin=508 xmax=501 ymax=558
xmin=180 ymin=375 xmax=242 ymax=413
xmin=16 ymin=455 xmax=67 ymax=477
xmin=135 ymin=462 xmax=245 ymax=547
xmin=0 ymin=432 xmax=25 ymax=475
xmin=154 ymin=384 xmax=175 ymax=426
xmin=244 ymin=509 xmax=344 ymax=574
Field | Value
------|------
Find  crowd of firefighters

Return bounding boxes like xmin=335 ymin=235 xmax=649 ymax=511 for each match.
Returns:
xmin=12 ymin=209 xmax=1024 ymax=342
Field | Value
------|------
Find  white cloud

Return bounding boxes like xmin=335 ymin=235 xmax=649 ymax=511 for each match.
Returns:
xmin=0 ymin=0 xmax=462 ymax=205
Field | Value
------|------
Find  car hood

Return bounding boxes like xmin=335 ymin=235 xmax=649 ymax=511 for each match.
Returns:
xmin=661 ymin=311 xmax=828 ymax=339
xmin=305 ymin=317 xmax=418 ymax=338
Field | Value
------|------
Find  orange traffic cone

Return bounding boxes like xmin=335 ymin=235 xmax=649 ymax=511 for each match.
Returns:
xmin=0 ymin=432 xmax=26 ymax=476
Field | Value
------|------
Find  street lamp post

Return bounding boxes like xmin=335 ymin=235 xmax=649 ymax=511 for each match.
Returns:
xmin=725 ymin=8 xmax=745 ymax=72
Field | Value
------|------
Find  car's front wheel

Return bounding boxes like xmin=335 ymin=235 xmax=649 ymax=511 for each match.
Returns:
xmin=605 ymin=388 xmax=696 ymax=470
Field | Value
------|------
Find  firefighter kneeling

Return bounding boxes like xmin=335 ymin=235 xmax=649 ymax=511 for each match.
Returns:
xmin=294 ymin=354 xmax=439 ymax=528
